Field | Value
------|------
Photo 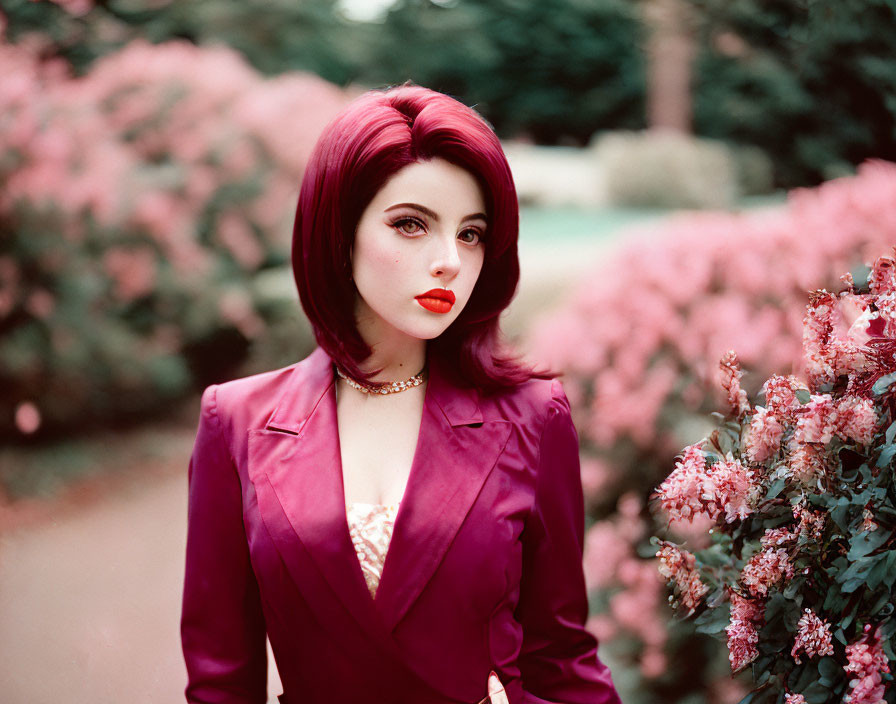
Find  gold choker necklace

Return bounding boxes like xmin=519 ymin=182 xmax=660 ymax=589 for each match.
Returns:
xmin=335 ymin=364 xmax=427 ymax=395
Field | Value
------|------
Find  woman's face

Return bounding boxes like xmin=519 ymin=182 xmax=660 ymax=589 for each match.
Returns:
xmin=351 ymin=157 xmax=487 ymax=344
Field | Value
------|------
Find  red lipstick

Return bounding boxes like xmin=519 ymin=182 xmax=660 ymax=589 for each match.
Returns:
xmin=415 ymin=288 xmax=455 ymax=314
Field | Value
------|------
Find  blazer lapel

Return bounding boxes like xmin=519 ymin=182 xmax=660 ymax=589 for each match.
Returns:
xmin=376 ymin=353 xmax=512 ymax=633
xmin=247 ymin=345 xmax=512 ymax=643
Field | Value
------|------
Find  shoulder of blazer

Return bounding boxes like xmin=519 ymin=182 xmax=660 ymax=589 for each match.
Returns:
xmin=208 ymin=351 xmax=319 ymax=439
xmin=481 ymin=374 xmax=564 ymax=430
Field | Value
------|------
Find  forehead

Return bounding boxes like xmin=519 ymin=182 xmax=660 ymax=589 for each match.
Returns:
xmin=371 ymin=158 xmax=486 ymax=214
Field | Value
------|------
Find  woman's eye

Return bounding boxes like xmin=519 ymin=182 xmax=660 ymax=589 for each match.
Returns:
xmin=393 ymin=217 xmax=424 ymax=235
xmin=458 ymin=228 xmax=483 ymax=245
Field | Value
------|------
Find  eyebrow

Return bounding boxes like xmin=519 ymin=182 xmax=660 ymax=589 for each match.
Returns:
xmin=384 ymin=202 xmax=488 ymax=223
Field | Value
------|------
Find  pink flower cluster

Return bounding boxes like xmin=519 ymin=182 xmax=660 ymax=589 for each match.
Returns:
xmin=583 ymin=493 xmax=668 ymax=679
xmin=745 ymin=405 xmax=784 ymax=463
xmin=844 ymin=624 xmax=891 ymax=704
xmin=741 ymin=547 xmax=795 ymax=597
xmin=762 ymin=375 xmax=806 ymax=422
xmin=657 ymin=443 xmax=758 ymax=525
xmin=791 ymin=608 xmax=835 ymax=665
xmin=794 ymin=392 xmax=878 ymax=447
xmin=725 ymin=591 xmax=764 ymax=672
xmin=720 ymin=350 xmax=751 ymax=418
xmin=656 ymin=542 xmax=709 ymax=612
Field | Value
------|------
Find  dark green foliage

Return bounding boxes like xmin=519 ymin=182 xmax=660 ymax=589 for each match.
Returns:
xmin=688 ymin=0 xmax=896 ymax=186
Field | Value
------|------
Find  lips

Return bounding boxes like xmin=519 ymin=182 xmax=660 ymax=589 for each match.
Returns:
xmin=415 ymin=288 xmax=455 ymax=314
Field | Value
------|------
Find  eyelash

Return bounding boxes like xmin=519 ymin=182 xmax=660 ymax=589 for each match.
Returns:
xmin=391 ymin=217 xmax=484 ymax=246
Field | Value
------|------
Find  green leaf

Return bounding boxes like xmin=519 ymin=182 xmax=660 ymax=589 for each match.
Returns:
xmin=818 ymin=656 xmax=841 ymax=686
xmin=694 ymin=602 xmax=731 ymax=634
xmin=851 ymin=263 xmax=872 ymax=292
xmin=842 ymin=576 xmax=867 ymax=594
xmin=847 ymin=529 xmax=892 ymax=560
xmin=886 ymin=421 xmax=896 ymax=445
xmin=803 ymin=679 xmax=832 ymax=704
xmin=830 ymin=503 xmax=852 ymax=532
xmin=877 ymin=444 xmax=896 ymax=468
xmin=866 ymin=553 xmax=894 ymax=590
xmin=766 ymin=477 xmax=787 ymax=500
xmin=873 ymin=372 xmax=896 ymax=396
xmin=869 ymin=589 xmax=892 ymax=616
xmin=796 ymin=389 xmax=812 ymax=404
xmin=823 ymin=588 xmax=846 ymax=613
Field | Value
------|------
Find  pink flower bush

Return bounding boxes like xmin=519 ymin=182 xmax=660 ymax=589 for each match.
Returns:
xmin=649 ymin=253 xmax=896 ymax=700
xmin=0 ymin=27 xmax=352 ymax=435
xmin=525 ymin=162 xmax=896 ymax=701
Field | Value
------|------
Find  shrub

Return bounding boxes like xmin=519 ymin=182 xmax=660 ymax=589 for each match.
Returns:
xmin=651 ymin=254 xmax=896 ymax=703
xmin=0 ymin=31 xmax=349 ymax=438
xmin=524 ymin=159 xmax=896 ymax=703
xmin=591 ymin=129 xmax=741 ymax=209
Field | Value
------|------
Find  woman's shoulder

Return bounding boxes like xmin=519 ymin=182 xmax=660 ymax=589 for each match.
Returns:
xmin=201 ymin=349 xmax=320 ymax=431
xmin=483 ymin=375 xmax=570 ymax=426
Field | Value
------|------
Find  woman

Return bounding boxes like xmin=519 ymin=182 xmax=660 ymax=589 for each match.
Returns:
xmin=180 ymin=84 xmax=622 ymax=704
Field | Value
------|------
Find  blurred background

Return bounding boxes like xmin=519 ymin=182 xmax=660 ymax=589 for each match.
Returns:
xmin=1 ymin=0 xmax=894 ymax=702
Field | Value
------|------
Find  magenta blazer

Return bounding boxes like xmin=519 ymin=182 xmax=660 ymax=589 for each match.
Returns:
xmin=180 ymin=345 xmax=621 ymax=704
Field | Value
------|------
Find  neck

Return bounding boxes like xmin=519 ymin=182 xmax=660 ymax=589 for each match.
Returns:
xmin=352 ymin=296 xmax=428 ymax=383
xmin=358 ymin=338 xmax=427 ymax=382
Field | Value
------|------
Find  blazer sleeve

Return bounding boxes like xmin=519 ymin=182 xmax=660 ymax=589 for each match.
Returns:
xmin=180 ymin=384 xmax=268 ymax=704
xmin=514 ymin=379 xmax=622 ymax=704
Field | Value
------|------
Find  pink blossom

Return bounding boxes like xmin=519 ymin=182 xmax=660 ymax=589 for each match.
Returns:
xmin=706 ymin=457 xmax=758 ymax=523
xmin=719 ymin=350 xmax=751 ymax=418
xmin=844 ymin=624 xmax=891 ymax=704
xmin=793 ymin=505 xmax=826 ymax=541
xmin=868 ymin=255 xmax=896 ymax=297
xmin=14 ymin=401 xmax=41 ymax=434
xmin=795 ymin=394 xmax=838 ymax=444
xmin=745 ymin=405 xmax=784 ymax=463
xmin=656 ymin=446 xmax=758 ymax=525
xmin=837 ymin=396 xmax=878 ymax=446
xmin=102 ymin=247 xmax=157 ymax=302
xmin=656 ymin=542 xmax=709 ymax=612
xmin=760 ymin=527 xmax=797 ymax=549
xmin=785 ymin=694 xmax=807 ymax=704
xmin=762 ymin=374 xmax=807 ymax=422
xmin=802 ymin=289 xmax=838 ymax=387
xmin=585 ymin=614 xmax=617 ymax=643
xmin=639 ymin=647 xmax=667 ymax=679
xmin=584 ymin=521 xmax=630 ymax=589
xmin=742 ymin=547 xmax=795 ymax=597
xmin=656 ymin=442 xmax=709 ymax=523
xmin=786 ymin=439 xmax=826 ymax=485
xmin=791 ymin=608 xmax=835 ymax=664
xmin=216 ymin=211 xmax=265 ymax=269
xmin=725 ymin=591 xmax=763 ymax=672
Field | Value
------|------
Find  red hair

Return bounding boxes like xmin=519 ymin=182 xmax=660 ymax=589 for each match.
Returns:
xmin=292 ymin=83 xmax=554 ymax=393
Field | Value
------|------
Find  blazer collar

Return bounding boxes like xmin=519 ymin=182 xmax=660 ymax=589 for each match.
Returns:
xmin=247 ymin=344 xmax=511 ymax=644
xmin=263 ymin=344 xmax=483 ymax=434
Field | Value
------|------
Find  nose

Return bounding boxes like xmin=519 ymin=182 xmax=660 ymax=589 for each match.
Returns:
xmin=429 ymin=235 xmax=461 ymax=280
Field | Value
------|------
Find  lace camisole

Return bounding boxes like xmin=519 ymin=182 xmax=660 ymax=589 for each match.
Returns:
xmin=346 ymin=501 xmax=400 ymax=599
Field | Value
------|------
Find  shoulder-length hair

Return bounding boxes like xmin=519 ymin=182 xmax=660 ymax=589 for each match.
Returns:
xmin=291 ymin=83 xmax=555 ymax=394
